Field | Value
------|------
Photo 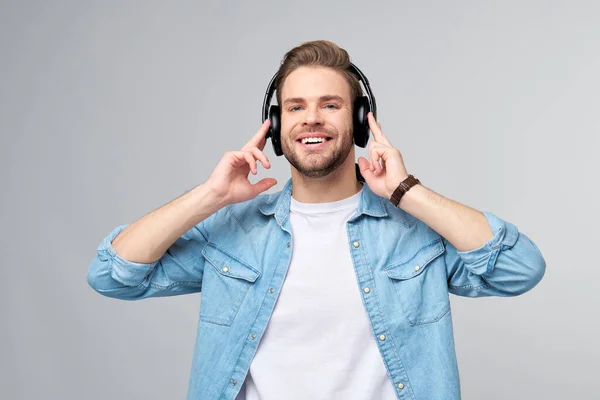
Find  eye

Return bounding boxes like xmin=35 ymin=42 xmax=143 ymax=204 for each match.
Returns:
xmin=289 ymin=106 xmax=302 ymax=112
xmin=324 ymin=104 xmax=339 ymax=109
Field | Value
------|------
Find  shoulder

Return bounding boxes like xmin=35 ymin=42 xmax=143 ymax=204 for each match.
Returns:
xmin=208 ymin=190 xmax=281 ymax=233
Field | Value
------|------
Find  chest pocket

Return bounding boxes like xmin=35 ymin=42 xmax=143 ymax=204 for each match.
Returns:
xmin=384 ymin=237 xmax=450 ymax=326
xmin=200 ymin=243 xmax=261 ymax=326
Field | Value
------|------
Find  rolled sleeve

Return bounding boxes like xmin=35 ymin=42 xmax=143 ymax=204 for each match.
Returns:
xmin=456 ymin=211 xmax=520 ymax=276
xmin=97 ymin=224 xmax=159 ymax=287
xmin=446 ymin=211 xmax=546 ymax=297
xmin=88 ymin=218 xmax=210 ymax=300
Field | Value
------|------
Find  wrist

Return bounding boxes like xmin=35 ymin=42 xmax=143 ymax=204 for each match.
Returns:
xmin=190 ymin=184 xmax=228 ymax=217
xmin=397 ymin=182 xmax=425 ymax=210
xmin=389 ymin=174 xmax=421 ymax=208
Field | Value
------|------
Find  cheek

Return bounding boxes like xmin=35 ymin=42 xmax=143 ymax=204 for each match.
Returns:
xmin=281 ymin=119 xmax=299 ymax=139
xmin=332 ymin=112 xmax=352 ymax=128
xmin=280 ymin=116 xmax=291 ymax=132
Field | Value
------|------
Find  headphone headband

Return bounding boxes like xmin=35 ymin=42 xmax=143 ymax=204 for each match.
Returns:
xmin=262 ymin=62 xmax=377 ymax=122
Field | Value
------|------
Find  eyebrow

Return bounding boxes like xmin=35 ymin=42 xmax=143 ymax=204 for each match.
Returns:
xmin=282 ymin=94 xmax=345 ymax=106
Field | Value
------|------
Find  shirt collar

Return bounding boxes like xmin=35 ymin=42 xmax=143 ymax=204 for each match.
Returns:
xmin=258 ymin=166 xmax=389 ymax=226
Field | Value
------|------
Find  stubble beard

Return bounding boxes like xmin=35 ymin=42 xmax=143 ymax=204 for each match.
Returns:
xmin=282 ymin=127 xmax=354 ymax=179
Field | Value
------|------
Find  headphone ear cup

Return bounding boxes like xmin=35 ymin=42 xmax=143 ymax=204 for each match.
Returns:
xmin=268 ymin=105 xmax=283 ymax=156
xmin=353 ymin=96 xmax=370 ymax=148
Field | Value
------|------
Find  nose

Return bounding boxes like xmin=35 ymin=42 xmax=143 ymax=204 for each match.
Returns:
xmin=302 ymin=105 xmax=325 ymax=127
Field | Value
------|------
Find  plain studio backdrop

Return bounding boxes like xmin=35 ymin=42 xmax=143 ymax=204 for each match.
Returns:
xmin=1 ymin=1 xmax=598 ymax=399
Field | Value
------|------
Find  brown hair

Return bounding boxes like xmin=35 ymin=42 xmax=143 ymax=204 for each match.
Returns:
xmin=274 ymin=40 xmax=363 ymax=111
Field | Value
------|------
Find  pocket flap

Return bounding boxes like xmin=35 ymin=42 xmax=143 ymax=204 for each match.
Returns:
xmin=385 ymin=238 xmax=445 ymax=280
xmin=202 ymin=243 xmax=260 ymax=283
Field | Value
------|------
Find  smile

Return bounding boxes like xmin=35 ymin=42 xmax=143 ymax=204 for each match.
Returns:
xmin=296 ymin=137 xmax=333 ymax=149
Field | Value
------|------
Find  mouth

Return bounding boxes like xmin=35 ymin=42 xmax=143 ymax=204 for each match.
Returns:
xmin=296 ymin=136 xmax=333 ymax=150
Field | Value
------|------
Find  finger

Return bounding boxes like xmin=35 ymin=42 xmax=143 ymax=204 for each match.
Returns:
xmin=368 ymin=112 xmax=392 ymax=146
xmin=367 ymin=112 xmax=381 ymax=142
xmin=242 ymin=151 xmax=258 ymax=175
xmin=367 ymin=140 xmax=375 ymax=172
xmin=251 ymin=177 xmax=278 ymax=196
xmin=230 ymin=150 xmax=258 ymax=175
xmin=247 ymin=147 xmax=271 ymax=169
xmin=357 ymin=156 xmax=376 ymax=180
xmin=370 ymin=143 xmax=382 ymax=174
xmin=244 ymin=119 xmax=271 ymax=150
xmin=368 ymin=141 xmax=384 ymax=172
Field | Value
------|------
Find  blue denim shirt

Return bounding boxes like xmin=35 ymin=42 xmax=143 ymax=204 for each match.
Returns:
xmin=87 ymin=176 xmax=546 ymax=400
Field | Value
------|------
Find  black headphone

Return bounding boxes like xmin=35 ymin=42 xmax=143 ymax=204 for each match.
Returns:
xmin=261 ymin=62 xmax=378 ymax=156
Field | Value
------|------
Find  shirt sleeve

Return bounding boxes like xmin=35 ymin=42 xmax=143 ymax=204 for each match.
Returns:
xmin=445 ymin=211 xmax=546 ymax=297
xmin=86 ymin=211 xmax=219 ymax=300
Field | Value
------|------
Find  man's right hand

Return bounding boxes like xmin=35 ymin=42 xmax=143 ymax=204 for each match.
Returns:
xmin=205 ymin=119 xmax=278 ymax=206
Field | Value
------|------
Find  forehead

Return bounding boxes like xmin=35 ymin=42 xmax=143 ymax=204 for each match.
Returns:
xmin=280 ymin=66 xmax=351 ymax=102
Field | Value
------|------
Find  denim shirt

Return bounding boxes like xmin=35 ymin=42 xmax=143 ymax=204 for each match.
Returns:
xmin=87 ymin=176 xmax=546 ymax=400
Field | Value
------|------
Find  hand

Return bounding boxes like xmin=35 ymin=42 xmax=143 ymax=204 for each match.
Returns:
xmin=357 ymin=112 xmax=410 ymax=199
xmin=205 ymin=119 xmax=277 ymax=206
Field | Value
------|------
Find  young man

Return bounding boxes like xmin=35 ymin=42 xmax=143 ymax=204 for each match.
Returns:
xmin=87 ymin=40 xmax=546 ymax=400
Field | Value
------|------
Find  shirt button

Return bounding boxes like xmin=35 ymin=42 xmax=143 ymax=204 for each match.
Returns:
xmin=414 ymin=265 xmax=420 ymax=271
xmin=232 ymin=379 xmax=237 ymax=386
xmin=379 ymin=334 xmax=386 ymax=341
xmin=353 ymin=241 xmax=360 ymax=248
xmin=269 ymin=288 xmax=275 ymax=294
xmin=222 ymin=266 xmax=229 ymax=272
xmin=250 ymin=334 xmax=256 ymax=340
xmin=287 ymin=242 xmax=291 ymax=247
xmin=397 ymin=382 xmax=404 ymax=389
xmin=363 ymin=287 xmax=370 ymax=293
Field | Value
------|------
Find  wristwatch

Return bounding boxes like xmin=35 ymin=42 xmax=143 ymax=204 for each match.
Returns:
xmin=390 ymin=175 xmax=421 ymax=207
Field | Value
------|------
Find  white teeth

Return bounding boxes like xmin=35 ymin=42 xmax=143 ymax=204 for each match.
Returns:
xmin=301 ymin=137 xmax=326 ymax=144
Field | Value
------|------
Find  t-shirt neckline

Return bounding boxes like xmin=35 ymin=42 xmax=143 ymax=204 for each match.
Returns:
xmin=290 ymin=186 xmax=363 ymax=215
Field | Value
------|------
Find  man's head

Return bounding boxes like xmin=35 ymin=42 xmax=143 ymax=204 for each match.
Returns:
xmin=273 ymin=40 xmax=363 ymax=179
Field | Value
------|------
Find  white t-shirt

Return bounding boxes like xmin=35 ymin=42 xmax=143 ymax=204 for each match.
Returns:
xmin=240 ymin=186 xmax=397 ymax=399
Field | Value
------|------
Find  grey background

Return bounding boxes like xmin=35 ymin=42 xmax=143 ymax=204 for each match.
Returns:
xmin=1 ymin=1 xmax=598 ymax=399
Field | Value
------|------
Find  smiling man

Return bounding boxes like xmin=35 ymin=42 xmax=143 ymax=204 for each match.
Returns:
xmin=280 ymin=65 xmax=361 ymax=198
xmin=87 ymin=40 xmax=546 ymax=400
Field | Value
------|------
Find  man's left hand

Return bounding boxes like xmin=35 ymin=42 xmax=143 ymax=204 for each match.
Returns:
xmin=357 ymin=112 xmax=410 ymax=199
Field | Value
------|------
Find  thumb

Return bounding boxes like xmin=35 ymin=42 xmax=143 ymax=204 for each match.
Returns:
xmin=252 ymin=178 xmax=278 ymax=196
xmin=357 ymin=157 xmax=375 ymax=180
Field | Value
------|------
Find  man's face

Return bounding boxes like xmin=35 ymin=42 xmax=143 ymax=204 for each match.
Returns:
xmin=279 ymin=66 xmax=354 ymax=179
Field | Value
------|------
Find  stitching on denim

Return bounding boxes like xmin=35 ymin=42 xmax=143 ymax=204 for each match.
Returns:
xmin=353 ymin=223 xmax=397 ymax=387
xmin=220 ymin=232 xmax=288 ymax=398
xmin=386 ymin=236 xmax=443 ymax=273
xmin=228 ymin=208 xmax=250 ymax=234
xmin=448 ymin=281 xmax=490 ymax=291
xmin=135 ymin=278 xmax=202 ymax=293
xmin=409 ymin=306 xmax=451 ymax=326
xmin=486 ymin=249 xmax=500 ymax=274
xmin=203 ymin=242 xmax=260 ymax=276
xmin=147 ymin=280 xmax=202 ymax=290
xmin=350 ymin=222 xmax=415 ymax=398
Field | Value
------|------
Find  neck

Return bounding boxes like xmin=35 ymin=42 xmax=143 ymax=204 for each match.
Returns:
xmin=290 ymin=153 xmax=363 ymax=203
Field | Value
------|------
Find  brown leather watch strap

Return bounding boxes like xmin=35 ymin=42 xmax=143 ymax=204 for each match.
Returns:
xmin=390 ymin=175 xmax=421 ymax=207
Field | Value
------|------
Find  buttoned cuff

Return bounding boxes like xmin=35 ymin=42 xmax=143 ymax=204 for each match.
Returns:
xmin=456 ymin=211 xmax=519 ymax=276
xmin=96 ymin=224 xmax=159 ymax=287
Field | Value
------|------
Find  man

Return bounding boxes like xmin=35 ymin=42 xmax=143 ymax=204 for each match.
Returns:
xmin=87 ymin=40 xmax=546 ymax=400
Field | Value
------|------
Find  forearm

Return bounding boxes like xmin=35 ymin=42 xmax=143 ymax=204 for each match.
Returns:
xmin=111 ymin=183 xmax=225 ymax=264
xmin=397 ymin=184 xmax=494 ymax=252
